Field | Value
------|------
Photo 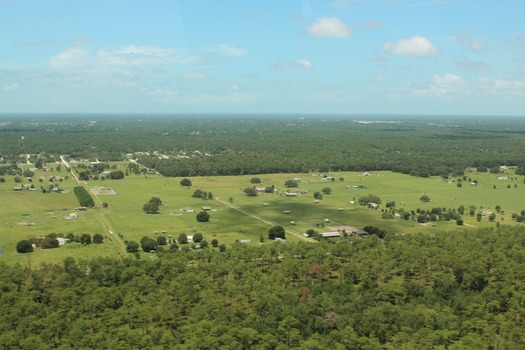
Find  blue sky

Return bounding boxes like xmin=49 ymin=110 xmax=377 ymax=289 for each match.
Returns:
xmin=1 ymin=0 xmax=524 ymax=116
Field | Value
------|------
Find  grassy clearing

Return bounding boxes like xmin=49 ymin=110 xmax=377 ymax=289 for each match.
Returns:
xmin=2 ymin=163 xmax=524 ymax=264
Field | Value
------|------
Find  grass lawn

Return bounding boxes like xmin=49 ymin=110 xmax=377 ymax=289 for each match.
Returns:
xmin=2 ymin=163 xmax=524 ymax=264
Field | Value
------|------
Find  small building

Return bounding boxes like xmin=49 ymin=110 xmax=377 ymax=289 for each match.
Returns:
xmin=201 ymin=206 xmax=211 ymax=211
xmin=284 ymin=192 xmax=298 ymax=196
xmin=296 ymin=189 xmax=308 ymax=195
xmin=352 ymin=229 xmax=369 ymax=237
xmin=320 ymin=232 xmax=340 ymax=239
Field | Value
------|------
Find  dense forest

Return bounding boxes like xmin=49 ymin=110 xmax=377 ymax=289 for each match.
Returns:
xmin=2 ymin=115 xmax=525 ymax=177
xmin=1 ymin=225 xmax=525 ymax=349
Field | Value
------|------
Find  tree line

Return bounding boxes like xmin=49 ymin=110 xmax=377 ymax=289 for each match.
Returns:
xmin=3 ymin=116 xmax=525 ymax=177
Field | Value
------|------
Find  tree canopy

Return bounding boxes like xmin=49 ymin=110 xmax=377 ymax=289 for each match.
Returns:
xmin=0 ymin=226 xmax=524 ymax=348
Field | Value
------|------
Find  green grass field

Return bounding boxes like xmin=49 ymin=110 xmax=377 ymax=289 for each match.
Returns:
xmin=2 ymin=162 xmax=524 ymax=265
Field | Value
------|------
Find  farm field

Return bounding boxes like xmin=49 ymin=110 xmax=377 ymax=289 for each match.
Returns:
xmin=1 ymin=162 xmax=524 ymax=265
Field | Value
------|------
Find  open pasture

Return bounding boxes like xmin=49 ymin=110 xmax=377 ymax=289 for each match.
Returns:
xmin=0 ymin=168 xmax=121 ymax=265
xmin=2 ymin=163 xmax=524 ymax=264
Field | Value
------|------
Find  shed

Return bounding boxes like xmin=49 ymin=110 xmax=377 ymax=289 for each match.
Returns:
xmin=320 ymin=232 xmax=341 ymax=239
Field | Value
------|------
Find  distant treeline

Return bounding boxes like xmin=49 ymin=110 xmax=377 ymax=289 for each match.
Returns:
xmin=3 ymin=116 xmax=525 ymax=177
xmin=1 ymin=225 xmax=524 ymax=348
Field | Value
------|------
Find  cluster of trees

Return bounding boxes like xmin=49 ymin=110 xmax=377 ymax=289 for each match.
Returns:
xmin=358 ymin=194 xmax=382 ymax=206
xmin=77 ymin=163 xmax=124 ymax=180
xmin=16 ymin=232 xmax=104 ymax=253
xmin=73 ymin=187 xmax=95 ymax=207
xmin=126 ymin=232 xmax=212 ymax=253
xmin=244 ymin=185 xmax=274 ymax=196
xmin=3 ymin=225 xmax=525 ymax=348
xmin=192 ymin=189 xmax=213 ymax=200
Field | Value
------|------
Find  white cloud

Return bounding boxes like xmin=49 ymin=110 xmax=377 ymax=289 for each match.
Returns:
xmin=98 ymin=45 xmax=176 ymax=66
xmin=216 ymin=45 xmax=246 ymax=57
xmin=2 ymin=82 xmax=20 ymax=91
xmin=451 ymin=35 xmax=486 ymax=52
xmin=478 ymin=77 xmax=525 ymax=95
xmin=456 ymin=58 xmax=491 ymax=71
xmin=275 ymin=59 xmax=314 ymax=70
xmin=182 ymin=72 xmax=208 ymax=79
xmin=382 ymin=36 xmax=437 ymax=57
xmin=297 ymin=59 xmax=314 ymax=69
xmin=433 ymin=73 xmax=464 ymax=88
xmin=405 ymin=73 xmax=466 ymax=97
xmin=50 ymin=47 xmax=88 ymax=68
xmin=307 ymin=17 xmax=352 ymax=38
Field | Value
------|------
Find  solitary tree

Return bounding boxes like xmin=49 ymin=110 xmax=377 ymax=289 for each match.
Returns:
xmin=180 ymin=178 xmax=192 ymax=187
xmin=250 ymin=177 xmax=262 ymax=184
xmin=156 ymin=236 xmax=167 ymax=245
xmin=140 ymin=237 xmax=157 ymax=252
xmin=149 ymin=197 xmax=162 ymax=206
xmin=193 ymin=232 xmax=204 ymax=243
xmin=93 ymin=233 xmax=104 ymax=244
xmin=211 ymin=238 xmax=219 ymax=247
xmin=244 ymin=187 xmax=258 ymax=196
xmin=284 ymin=180 xmax=299 ymax=188
xmin=16 ymin=240 xmax=33 ymax=253
xmin=109 ymin=170 xmax=124 ymax=179
xmin=420 ymin=195 xmax=431 ymax=203
xmin=126 ymin=241 xmax=139 ymax=253
xmin=305 ymin=229 xmax=318 ymax=238
xmin=196 ymin=211 xmax=210 ymax=222
xmin=143 ymin=202 xmax=160 ymax=214
xmin=178 ymin=233 xmax=188 ymax=244
xmin=322 ymin=187 xmax=332 ymax=195
xmin=80 ymin=234 xmax=92 ymax=245
xmin=269 ymin=225 xmax=286 ymax=240
xmin=313 ymin=191 xmax=323 ymax=200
